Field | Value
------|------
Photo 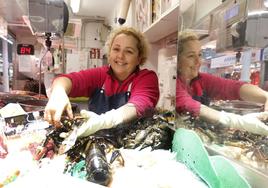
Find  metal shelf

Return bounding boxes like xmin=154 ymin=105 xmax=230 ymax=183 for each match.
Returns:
xmin=143 ymin=3 xmax=179 ymax=43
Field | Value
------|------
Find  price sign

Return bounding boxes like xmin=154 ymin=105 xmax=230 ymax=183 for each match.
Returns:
xmin=17 ymin=44 xmax=34 ymax=55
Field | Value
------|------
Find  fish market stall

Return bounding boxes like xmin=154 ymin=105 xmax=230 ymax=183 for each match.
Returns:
xmin=0 ymin=109 xmax=210 ymax=188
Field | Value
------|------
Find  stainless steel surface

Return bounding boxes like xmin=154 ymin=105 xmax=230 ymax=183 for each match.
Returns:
xmin=0 ymin=92 xmax=37 ymax=106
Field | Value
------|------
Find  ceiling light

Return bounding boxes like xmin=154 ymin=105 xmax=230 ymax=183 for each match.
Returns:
xmin=264 ymin=0 xmax=268 ymax=8
xmin=248 ymin=10 xmax=268 ymax=16
xmin=0 ymin=36 xmax=13 ymax=44
xmin=70 ymin=0 xmax=80 ymax=13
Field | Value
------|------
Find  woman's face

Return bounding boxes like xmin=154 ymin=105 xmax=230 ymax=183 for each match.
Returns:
xmin=109 ymin=33 xmax=141 ymax=81
xmin=178 ymin=40 xmax=202 ymax=81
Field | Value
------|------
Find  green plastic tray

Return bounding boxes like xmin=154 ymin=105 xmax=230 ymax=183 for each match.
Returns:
xmin=172 ymin=128 xmax=251 ymax=188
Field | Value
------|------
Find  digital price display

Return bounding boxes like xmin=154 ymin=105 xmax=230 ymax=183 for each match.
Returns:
xmin=17 ymin=44 xmax=34 ymax=55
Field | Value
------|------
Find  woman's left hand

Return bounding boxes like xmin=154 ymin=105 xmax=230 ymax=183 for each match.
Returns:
xmin=77 ymin=109 xmax=124 ymax=137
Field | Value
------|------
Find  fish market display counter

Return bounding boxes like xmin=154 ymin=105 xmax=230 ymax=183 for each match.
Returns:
xmin=0 ymin=112 xmax=208 ymax=188
xmin=176 ymin=100 xmax=268 ymax=188
xmin=174 ymin=126 xmax=268 ymax=188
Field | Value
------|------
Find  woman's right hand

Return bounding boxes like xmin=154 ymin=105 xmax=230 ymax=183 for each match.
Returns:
xmin=44 ymin=86 xmax=73 ymax=128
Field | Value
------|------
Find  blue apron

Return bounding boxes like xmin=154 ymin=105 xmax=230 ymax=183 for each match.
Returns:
xmin=87 ymin=83 xmax=132 ymax=143
xmin=88 ymin=83 xmax=132 ymax=115
xmin=191 ymin=77 xmax=210 ymax=106
xmin=192 ymin=91 xmax=210 ymax=106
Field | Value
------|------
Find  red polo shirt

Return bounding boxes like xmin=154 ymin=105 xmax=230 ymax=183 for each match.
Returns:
xmin=59 ymin=65 xmax=159 ymax=117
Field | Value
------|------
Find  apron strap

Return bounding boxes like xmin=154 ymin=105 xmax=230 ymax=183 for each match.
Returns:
xmin=127 ymin=82 xmax=132 ymax=92
xmin=126 ymin=82 xmax=132 ymax=96
xmin=100 ymin=83 xmax=105 ymax=93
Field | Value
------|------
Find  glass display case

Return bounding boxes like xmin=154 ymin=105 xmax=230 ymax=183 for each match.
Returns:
xmin=175 ymin=0 xmax=268 ymax=187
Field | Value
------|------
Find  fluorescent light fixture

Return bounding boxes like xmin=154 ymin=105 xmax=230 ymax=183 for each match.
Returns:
xmin=0 ymin=36 xmax=13 ymax=44
xmin=248 ymin=10 xmax=268 ymax=16
xmin=70 ymin=0 xmax=80 ymax=13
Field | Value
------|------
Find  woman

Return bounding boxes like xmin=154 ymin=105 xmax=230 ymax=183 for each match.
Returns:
xmin=176 ymin=30 xmax=268 ymax=136
xmin=44 ymin=27 xmax=159 ymax=137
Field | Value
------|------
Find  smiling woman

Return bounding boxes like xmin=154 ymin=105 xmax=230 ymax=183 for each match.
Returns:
xmin=105 ymin=27 xmax=149 ymax=81
xmin=44 ymin=26 xmax=159 ymax=136
xmin=175 ymin=30 xmax=268 ymax=137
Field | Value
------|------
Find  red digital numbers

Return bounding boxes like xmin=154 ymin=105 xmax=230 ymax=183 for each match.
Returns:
xmin=20 ymin=47 xmax=32 ymax=54
xmin=20 ymin=47 xmax=31 ymax=54
xmin=17 ymin=44 xmax=34 ymax=55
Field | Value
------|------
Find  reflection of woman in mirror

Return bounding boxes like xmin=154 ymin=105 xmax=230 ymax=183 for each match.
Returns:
xmin=176 ymin=30 xmax=268 ymax=136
